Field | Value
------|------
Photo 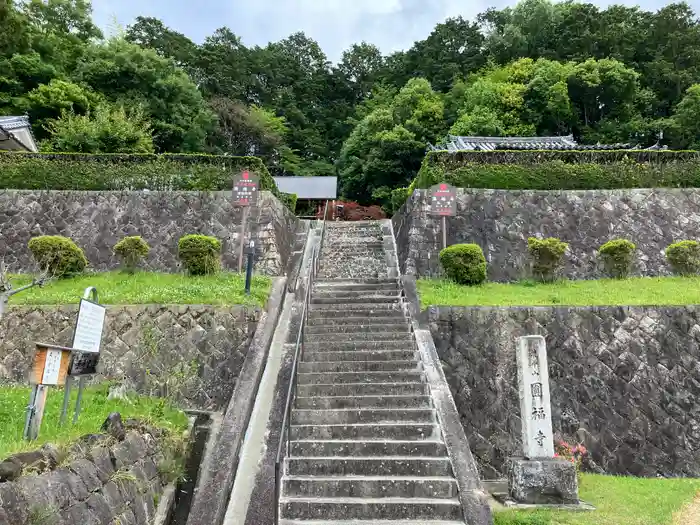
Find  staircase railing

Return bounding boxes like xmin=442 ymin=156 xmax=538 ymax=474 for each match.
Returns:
xmin=274 ymin=213 xmax=326 ymax=523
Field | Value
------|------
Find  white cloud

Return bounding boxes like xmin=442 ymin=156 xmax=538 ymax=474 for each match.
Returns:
xmin=91 ymin=0 xmax=699 ymax=62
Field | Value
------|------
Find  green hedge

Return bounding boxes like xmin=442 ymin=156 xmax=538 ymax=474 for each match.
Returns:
xmin=0 ymin=152 xmax=299 ymax=211
xmin=413 ymin=150 xmax=700 ymax=190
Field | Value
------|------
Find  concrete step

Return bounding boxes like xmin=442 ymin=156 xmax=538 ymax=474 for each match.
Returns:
xmin=312 ymin=290 xmax=401 ymax=300
xmin=315 ymin=278 xmax=399 ymax=285
xmin=309 ymin=303 xmax=403 ymax=313
xmin=291 ymin=408 xmax=435 ymax=425
xmin=303 ymin=341 xmax=414 ymax=352
xmin=306 ymin=332 xmax=413 ymax=343
xmin=307 ymin=317 xmax=408 ymax=327
xmin=290 ymin=423 xmax=440 ymax=441
xmin=295 ymin=395 xmax=431 ymax=410
xmin=297 ymin=382 xmax=428 ymax=398
xmin=314 ymin=282 xmax=400 ymax=292
xmin=279 ymin=519 xmax=464 ymax=525
xmin=305 ymin=323 xmax=410 ymax=335
xmin=280 ymin=497 xmax=462 ymax=521
xmin=298 ymin=361 xmax=419 ymax=374
xmin=308 ymin=311 xmax=406 ymax=322
xmin=297 ymin=371 xmax=423 ymax=385
xmin=289 ymin=440 xmax=447 ymax=458
xmin=301 ymin=350 xmax=416 ymax=362
xmin=311 ymin=296 xmax=400 ymax=305
xmin=285 ymin=457 xmax=454 ymax=477
xmin=282 ymin=475 xmax=458 ymax=499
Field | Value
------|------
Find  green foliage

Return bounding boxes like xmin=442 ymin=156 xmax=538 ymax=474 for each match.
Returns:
xmin=43 ymin=105 xmax=155 ymax=153
xmin=18 ymin=79 xmax=102 ymax=139
xmin=0 ymin=151 xmax=274 ymax=190
xmin=279 ymin=193 xmax=298 ymax=213
xmin=414 ymin=151 xmax=700 ymax=191
xmin=75 ymin=38 xmax=215 ymax=153
xmin=527 ymin=237 xmax=568 ymax=282
xmin=113 ymin=236 xmax=150 ymax=274
xmin=439 ymin=244 xmax=488 ymax=285
xmin=177 ymin=235 xmax=221 ymax=276
xmin=598 ymin=239 xmax=636 ymax=278
xmin=338 ymin=78 xmax=445 ymax=206
xmin=27 ymin=235 xmax=88 ymax=278
xmin=665 ymin=240 xmax=700 ymax=276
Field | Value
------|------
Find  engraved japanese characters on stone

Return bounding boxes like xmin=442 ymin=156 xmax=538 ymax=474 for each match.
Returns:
xmin=516 ymin=335 xmax=555 ymax=459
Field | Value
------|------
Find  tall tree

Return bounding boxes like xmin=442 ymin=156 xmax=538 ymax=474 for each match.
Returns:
xmin=76 ymin=38 xmax=215 ymax=152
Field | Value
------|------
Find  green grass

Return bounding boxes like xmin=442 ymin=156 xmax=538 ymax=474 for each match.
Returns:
xmin=494 ymin=474 xmax=700 ymax=525
xmin=0 ymin=383 xmax=188 ymax=459
xmin=7 ymin=271 xmax=271 ymax=306
xmin=418 ymin=276 xmax=700 ymax=307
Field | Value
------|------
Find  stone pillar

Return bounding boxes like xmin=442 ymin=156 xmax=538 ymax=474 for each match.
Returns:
xmin=507 ymin=335 xmax=579 ymax=505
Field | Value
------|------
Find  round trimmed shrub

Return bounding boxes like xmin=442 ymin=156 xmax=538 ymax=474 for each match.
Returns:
xmin=599 ymin=239 xmax=636 ymax=278
xmin=178 ymin=234 xmax=221 ymax=276
xmin=666 ymin=240 xmax=700 ymax=276
xmin=439 ymin=244 xmax=487 ymax=285
xmin=527 ymin=237 xmax=568 ymax=282
xmin=27 ymin=235 xmax=88 ymax=278
xmin=114 ymin=236 xmax=150 ymax=273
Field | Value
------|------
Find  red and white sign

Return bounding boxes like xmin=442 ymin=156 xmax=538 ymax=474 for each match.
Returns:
xmin=232 ymin=171 xmax=260 ymax=207
xmin=429 ymin=183 xmax=457 ymax=216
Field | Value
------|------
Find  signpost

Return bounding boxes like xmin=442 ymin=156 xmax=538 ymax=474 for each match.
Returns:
xmin=429 ymin=183 xmax=457 ymax=249
xmin=60 ymin=287 xmax=106 ymax=426
xmin=233 ymin=171 xmax=260 ymax=273
xmin=24 ymin=343 xmax=72 ymax=440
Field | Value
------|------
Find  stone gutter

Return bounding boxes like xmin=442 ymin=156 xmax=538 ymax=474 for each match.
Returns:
xmin=185 ymin=277 xmax=288 ymax=525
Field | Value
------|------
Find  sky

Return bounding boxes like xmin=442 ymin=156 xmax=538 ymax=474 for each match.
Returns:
xmin=91 ymin=0 xmax=690 ymax=63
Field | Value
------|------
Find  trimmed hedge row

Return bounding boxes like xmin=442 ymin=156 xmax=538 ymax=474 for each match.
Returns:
xmin=0 ymin=152 xmax=297 ymax=212
xmin=413 ymin=150 xmax=700 ymax=191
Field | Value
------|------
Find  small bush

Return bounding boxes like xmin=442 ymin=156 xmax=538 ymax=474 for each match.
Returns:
xmin=178 ymin=235 xmax=221 ymax=276
xmin=27 ymin=236 xmax=88 ymax=278
xmin=599 ymin=239 xmax=636 ymax=278
xmin=527 ymin=237 xmax=568 ymax=282
xmin=113 ymin=236 xmax=150 ymax=273
xmin=666 ymin=240 xmax=700 ymax=275
xmin=439 ymin=244 xmax=487 ymax=285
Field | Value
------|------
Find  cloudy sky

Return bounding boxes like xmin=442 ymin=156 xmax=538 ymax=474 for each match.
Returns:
xmin=91 ymin=0 xmax=690 ymax=62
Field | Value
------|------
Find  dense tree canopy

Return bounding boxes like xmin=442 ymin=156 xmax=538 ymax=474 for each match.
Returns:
xmin=4 ymin=0 xmax=700 ymax=205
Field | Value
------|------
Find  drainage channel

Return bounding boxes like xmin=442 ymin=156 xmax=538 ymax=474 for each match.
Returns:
xmin=165 ymin=412 xmax=212 ymax=525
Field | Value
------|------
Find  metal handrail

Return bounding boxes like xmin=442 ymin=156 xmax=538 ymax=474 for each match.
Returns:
xmin=274 ymin=215 xmax=326 ymax=523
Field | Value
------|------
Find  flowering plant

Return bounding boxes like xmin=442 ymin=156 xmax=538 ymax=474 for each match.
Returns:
xmin=554 ymin=439 xmax=588 ymax=471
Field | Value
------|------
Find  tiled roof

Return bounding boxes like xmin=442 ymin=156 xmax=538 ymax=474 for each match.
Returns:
xmin=273 ymin=176 xmax=338 ymax=199
xmin=0 ymin=115 xmax=31 ymax=131
xmin=432 ymin=135 xmax=635 ymax=152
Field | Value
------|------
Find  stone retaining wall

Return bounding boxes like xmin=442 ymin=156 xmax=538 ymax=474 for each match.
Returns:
xmin=427 ymin=305 xmax=700 ymax=479
xmin=0 ymin=190 xmax=299 ymax=275
xmin=393 ymin=188 xmax=700 ymax=281
xmin=0 ymin=305 xmax=260 ymax=410
xmin=0 ymin=426 xmax=174 ymax=525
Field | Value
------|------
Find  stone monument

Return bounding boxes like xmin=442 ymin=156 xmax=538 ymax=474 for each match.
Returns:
xmin=506 ymin=335 xmax=579 ymax=505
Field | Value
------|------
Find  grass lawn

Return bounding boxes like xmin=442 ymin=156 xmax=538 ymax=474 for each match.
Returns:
xmin=7 ymin=271 xmax=271 ymax=306
xmin=418 ymin=276 xmax=700 ymax=308
xmin=0 ymin=383 xmax=188 ymax=459
xmin=494 ymin=474 xmax=700 ymax=525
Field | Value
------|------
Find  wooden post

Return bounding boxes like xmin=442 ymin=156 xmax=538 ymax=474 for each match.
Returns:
xmin=27 ymin=386 xmax=49 ymax=441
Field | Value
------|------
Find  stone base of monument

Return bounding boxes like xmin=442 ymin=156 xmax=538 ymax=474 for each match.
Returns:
xmin=505 ymin=457 xmax=580 ymax=505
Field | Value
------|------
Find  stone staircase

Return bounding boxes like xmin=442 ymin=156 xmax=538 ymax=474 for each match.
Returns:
xmin=278 ymin=221 xmax=465 ymax=525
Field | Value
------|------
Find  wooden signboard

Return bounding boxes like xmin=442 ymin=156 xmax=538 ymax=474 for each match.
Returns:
xmin=30 ymin=343 xmax=72 ymax=386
